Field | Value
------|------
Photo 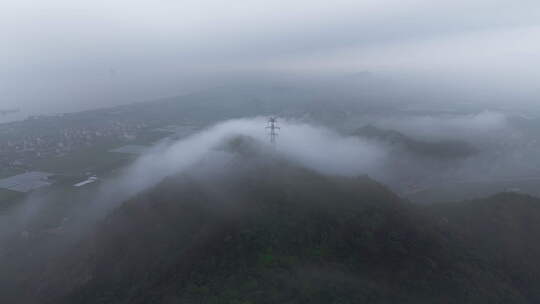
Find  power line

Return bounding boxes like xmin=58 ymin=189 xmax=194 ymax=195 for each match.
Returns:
xmin=266 ymin=117 xmax=280 ymax=144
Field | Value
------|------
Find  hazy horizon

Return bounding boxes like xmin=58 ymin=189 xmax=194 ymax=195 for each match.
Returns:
xmin=2 ymin=0 xmax=540 ymax=113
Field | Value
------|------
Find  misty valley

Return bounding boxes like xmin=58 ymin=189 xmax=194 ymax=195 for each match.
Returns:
xmin=1 ymin=85 xmax=540 ymax=303
xmin=3 ymin=0 xmax=540 ymax=302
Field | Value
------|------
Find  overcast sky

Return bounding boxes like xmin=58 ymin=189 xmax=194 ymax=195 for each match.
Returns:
xmin=2 ymin=0 xmax=540 ymax=113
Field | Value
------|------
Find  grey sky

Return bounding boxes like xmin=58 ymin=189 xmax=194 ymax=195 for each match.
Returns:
xmin=1 ymin=0 xmax=540 ymax=112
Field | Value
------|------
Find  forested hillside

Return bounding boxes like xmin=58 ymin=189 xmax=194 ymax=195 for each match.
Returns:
xmin=25 ymin=137 xmax=540 ymax=304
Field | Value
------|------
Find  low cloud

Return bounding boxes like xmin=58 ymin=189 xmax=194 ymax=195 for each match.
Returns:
xmin=375 ymin=111 xmax=509 ymax=141
xmin=94 ymin=117 xmax=387 ymax=214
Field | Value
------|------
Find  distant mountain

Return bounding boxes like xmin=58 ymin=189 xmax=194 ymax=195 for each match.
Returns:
xmin=0 ymin=108 xmax=19 ymax=116
xmin=5 ymin=137 xmax=540 ymax=304
xmin=354 ymin=125 xmax=477 ymax=159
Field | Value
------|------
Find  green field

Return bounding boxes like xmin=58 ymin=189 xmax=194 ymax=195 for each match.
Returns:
xmin=30 ymin=145 xmax=134 ymax=176
xmin=27 ymin=129 xmax=169 ymax=176
xmin=0 ymin=128 xmax=169 ymax=215
xmin=130 ymin=130 xmax=170 ymax=145
xmin=0 ymin=189 xmax=23 ymax=212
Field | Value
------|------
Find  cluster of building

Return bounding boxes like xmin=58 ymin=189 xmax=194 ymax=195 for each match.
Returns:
xmin=0 ymin=120 xmax=148 ymax=173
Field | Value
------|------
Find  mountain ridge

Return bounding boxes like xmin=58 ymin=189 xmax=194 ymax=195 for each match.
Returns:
xmin=3 ymin=136 xmax=540 ymax=304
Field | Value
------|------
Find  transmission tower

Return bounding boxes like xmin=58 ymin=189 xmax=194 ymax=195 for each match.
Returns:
xmin=266 ymin=117 xmax=280 ymax=144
